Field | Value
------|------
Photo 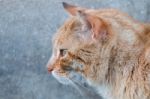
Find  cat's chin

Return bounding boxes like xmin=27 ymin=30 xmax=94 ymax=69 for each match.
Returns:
xmin=52 ymin=71 xmax=71 ymax=85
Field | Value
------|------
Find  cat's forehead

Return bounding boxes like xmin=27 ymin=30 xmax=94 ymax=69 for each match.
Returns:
xmin=52 ymin=17 xmax=82 ymax=48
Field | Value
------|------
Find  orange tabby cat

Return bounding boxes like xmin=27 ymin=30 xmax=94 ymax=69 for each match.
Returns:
xmin=47 ymin=2 xmax=150 ymax=99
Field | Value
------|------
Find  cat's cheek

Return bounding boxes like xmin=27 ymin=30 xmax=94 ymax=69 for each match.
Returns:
xmin=69 ymin=71 xmax=84 ymax=82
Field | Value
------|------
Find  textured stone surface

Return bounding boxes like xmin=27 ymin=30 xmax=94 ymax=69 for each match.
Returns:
xmin=0 ymin=0 xmax=149 ymax=99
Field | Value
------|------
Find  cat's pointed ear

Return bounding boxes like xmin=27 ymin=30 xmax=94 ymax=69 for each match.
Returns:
xmin=62 ymin=2 xmax=85 ymax=16
xmin=78 ymin=11 xmax=109 ymax=41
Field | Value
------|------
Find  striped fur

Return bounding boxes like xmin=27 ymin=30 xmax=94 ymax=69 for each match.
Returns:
xmin=47 ymin=3 xmax=150 ymax=99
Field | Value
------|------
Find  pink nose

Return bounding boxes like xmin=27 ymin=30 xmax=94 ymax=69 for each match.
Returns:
xmin=47 ymin=66 xmax=53 ymax=73
xmin=47 ymin=62 xmax=54 ymax=73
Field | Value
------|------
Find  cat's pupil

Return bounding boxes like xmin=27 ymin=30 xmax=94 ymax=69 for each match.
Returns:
xmin=60 ymin=49 xmax=67 ymax=56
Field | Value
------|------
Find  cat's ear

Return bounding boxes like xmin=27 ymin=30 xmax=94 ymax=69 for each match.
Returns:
xmin=62 ymin=2 xmax=109 ymax=41
xmin=62 ymin=2 xmax=85 ymax=16
xmin=78 ymin=11 xmax=109 ymax=41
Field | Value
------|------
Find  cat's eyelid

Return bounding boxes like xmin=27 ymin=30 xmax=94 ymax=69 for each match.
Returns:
xmin=60 ymin=49 xmax=68 ymax=56
xmin=60 ymin=48 xmax=67 ymax=50
xmin=60 ymin=49 xmax=68 ymax=52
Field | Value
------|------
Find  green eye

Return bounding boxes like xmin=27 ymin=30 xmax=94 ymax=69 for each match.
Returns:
xmin=60 ymin=49 xmax=67 ymax=56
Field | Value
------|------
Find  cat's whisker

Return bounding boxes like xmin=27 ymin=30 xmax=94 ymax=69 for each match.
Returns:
xmin=68 ymin=78 xmax=85 ymax=95
xmin=69 ymin=77 xmax=90 ymax=90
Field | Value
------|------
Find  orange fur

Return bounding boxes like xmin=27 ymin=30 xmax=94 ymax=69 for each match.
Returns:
xmin=47 ymin=2 xmax=150 ymax=99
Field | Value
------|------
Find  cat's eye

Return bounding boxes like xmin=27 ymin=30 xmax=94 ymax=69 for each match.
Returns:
xmin=60 ymin=49 xmax=67 ymax=57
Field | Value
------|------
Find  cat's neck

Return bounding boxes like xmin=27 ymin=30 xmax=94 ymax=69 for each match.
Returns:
xmin=100 ymin=41 xmax=145 ymax=99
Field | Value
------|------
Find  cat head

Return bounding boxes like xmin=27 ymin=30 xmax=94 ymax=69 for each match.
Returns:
xmin=47 ymin=2 xmax=114 ymax=85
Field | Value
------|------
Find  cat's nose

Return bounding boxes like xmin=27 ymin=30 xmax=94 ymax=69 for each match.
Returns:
xmin=46 ymin=55 xmax=58 ymax=73
xmin=46 ymin=62 xmax=54 ymax=73
xmin=47 ymin=66 xmax=53 ymax=73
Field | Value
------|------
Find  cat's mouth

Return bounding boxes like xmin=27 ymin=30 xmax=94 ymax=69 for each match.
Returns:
xmin=51 ymin=68 xmax=85 ymax=85
xmin=51 ymin=70 xmax=71 ymax=85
